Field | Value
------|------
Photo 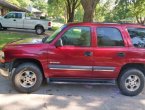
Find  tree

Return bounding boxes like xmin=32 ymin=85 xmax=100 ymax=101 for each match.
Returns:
xmin=32 ymin=0 xmax=48 ymax=14
xmin=7 ymin=0 xmax=30 ymax=8
xmin=48 ymin=0 xmax=80 ymax=23
xmin=94 ymin=0 xmax=113 ymax=22
xmin=131 ymin=0 xmax=145 ymax=24
xmin=65 ymin=0 xmax=80 ymax=22
xmin=75 ymin=5 xmax=83 ymax=22
xmin=105 ymin=0 xmax=145 ymax=24
xmin=81 ymin=0 xmax=100 ymax=22
xmin=104 ymin=0 xmax=135 ymax=23
xmin=6 ymin=0 xmax=20 ymax=6
xmin=47 ymin=0 xmax=66 ymax=22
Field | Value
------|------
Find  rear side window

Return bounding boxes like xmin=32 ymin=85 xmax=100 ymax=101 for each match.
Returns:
xmin=15 ymin=13 xmax=22 ymax=18
xmin=96 ymin=27 xmax=124 ymax=47
xmin=127 ymin=28 xmax=145 ymax=48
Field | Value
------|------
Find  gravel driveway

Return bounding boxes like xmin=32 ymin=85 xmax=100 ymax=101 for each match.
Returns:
xmin=0 ymin=76 xmax=145 ymax=110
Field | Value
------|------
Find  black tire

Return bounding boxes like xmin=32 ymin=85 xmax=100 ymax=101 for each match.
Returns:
xmin=35 ymin=26 xmax=44 ymax=35
xmin=12 ymin=63 xmax=43 ymax=93
xmin=0 ymin=23 xmax=3 ymax=30
xmin=118 ymin=68 xmax=145 ymax=96
xmin=3 ymin=27 xmax=7 ymax=30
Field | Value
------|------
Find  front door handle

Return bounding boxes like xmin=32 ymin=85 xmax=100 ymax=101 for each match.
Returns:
xmin=117 ymin=52 xmax=125 ymax=57
xmin=13 ymin=19 xmax=16 ymax=21
xmin=84 ymin=51 xmax=93 ymax=56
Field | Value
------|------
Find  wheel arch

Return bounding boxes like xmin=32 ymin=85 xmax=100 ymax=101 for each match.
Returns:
xmin=35 ymin=24 xmax=44 ymax=30
xmin=12 ymin=58 xmax=45 ymax=78
xmin=118 ymin=63 xmax=145 ymax=79
xmin=0 ymin=22 xmax=2 ymax=27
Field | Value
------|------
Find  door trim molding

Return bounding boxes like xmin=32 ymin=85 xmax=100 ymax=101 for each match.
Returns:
xmin=48 ymin=64 xmax=115 ymax=72
xmin=93 ymin=66 xmax=115 ymax=72
xmin=49 ymin=64 xmax=92 ymax=71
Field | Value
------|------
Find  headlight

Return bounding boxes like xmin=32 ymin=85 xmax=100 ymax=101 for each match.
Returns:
xmin=0 ymin=51 xmax=4 ymax=60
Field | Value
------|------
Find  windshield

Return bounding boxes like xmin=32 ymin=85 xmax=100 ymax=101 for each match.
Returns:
xmin=45 ymin=25 xmax=66 ymax=43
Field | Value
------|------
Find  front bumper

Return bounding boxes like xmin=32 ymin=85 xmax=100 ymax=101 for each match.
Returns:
xmin=0 ymin=62 xmax=12 ymax=77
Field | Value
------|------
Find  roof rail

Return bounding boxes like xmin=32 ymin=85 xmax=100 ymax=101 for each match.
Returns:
xmin=95 ymin=22 xmax=145 ymax=26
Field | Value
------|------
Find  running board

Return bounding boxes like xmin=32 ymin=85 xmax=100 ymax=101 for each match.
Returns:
xmin=47 ymin=78 xmax=116 ymax=85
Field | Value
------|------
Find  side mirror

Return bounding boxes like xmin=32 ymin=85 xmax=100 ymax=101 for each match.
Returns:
xmin=4 ymin=15 xmax=8 ymax=18
xmin=55 ymin=39 xmax=63 ymax=47
xmin=42 ymin=36 xmax=49 ymax=43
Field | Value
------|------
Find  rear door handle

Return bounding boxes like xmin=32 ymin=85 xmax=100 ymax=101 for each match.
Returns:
xmin=117 ymin=52 xmax=125 ymax=57
xmin=84 ymin=51 xmax=93 ymax=56
xmin=13 ymin=19 xmax=16 ymax=21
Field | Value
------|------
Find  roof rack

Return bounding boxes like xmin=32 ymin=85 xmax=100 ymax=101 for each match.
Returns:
xmin=119 ymin=22 xmax=142 ymax=25
xmin=95 ymin=22 xmax=145 ymax=26
xmin=94 ymin=22 xmax=119 ymax=24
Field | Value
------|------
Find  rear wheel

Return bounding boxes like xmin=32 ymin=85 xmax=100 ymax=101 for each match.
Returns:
xmin=35 ymin=26 xmax=44 ymax=35
xmin=3 ymin=27 xmax=7 ymax=30
xmin=12 ymin=63 xmax=43 ymax=93
xmin=118 ymin=68 xmax=145 ymax=96
xmin=0 ymin=23 xmax=3 ymax=30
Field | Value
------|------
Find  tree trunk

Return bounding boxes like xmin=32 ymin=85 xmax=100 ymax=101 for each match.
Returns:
xmin=67 ymin=12 xmax=75 ymax=22
xmin=65 ymin=0 xmax=80 ymax=23
xmin=136 ymin=16 xmax=145 ymax=25
xmin=81 ymin=0 xmax=100 ymax=22
xmin=83 ymin=9 xmax=94 ymax=22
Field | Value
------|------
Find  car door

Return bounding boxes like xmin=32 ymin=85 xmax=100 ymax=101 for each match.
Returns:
xmin=2 ymin=13 xmax=16 ymax=27
xmin=92 ymin=26 xmax=128 ymax=78
xmin=47 ymin=26 xmax=94 ymax=78
xmin=15 ymin=13 xmax=24 ymax=28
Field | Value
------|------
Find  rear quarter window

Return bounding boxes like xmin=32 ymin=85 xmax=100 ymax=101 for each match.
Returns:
xmin=127 ymin=28 xmax=145 ymax=48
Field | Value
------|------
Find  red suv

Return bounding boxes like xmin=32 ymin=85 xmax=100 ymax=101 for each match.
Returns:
xmin=0 ymin=22 xmax=145 ymax=96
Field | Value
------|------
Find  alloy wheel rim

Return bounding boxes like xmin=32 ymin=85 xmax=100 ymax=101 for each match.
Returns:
xmin=125 ymin=75 xmax=140 ymax=91
xmin=17 ymin=70 xmax=37 ymax=88
xmin=37 ymin=28 xmax=42 ymax=34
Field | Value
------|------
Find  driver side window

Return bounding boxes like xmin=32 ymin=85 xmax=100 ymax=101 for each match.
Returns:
xmin=60 ymin=27 xmax=91 ymax=47
xmin=4 ymin=13 xmax=16 ymax=18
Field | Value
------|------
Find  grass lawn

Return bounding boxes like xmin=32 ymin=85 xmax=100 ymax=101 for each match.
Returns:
xmin=0 ymin=23 xmax=61 ymax=50
xmin=0 ymin=31 xmax=38 ymax=50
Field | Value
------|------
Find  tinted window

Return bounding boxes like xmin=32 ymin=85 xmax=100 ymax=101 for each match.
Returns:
xmin=96 ymin=27 xmax=124 ymax=47
xmin=4 ymin=13 xmax=16 ymax=18
xmin=15 ymin=13 xmax=22 ymax=18
xmin=60 ymin=27 xmax=91 ymax=47
xmin=127 ymin=28 xmax=145 ymax=48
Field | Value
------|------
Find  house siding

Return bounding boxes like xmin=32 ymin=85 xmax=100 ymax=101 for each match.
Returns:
xmin=0 ymin=1 xmax=29 ymax=16
xmin=0 ymin=6 xmax=10 ymax=16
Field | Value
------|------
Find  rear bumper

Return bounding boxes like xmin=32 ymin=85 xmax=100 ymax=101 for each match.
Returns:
xmin=0 ymin=62 xmax=12 ymax=77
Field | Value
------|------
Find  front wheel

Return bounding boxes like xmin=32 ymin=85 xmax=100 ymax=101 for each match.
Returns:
xmin=12 ymin=63 xmax=43 ymax=93
xmin=118 ymin=68 xmax=145 ymax=96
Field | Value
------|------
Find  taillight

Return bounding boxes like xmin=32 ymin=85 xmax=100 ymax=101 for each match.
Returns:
xmin=48 ymin=22 xmax=51 ymax=26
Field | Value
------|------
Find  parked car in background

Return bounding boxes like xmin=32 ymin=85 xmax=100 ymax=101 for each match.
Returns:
xmin=0 ymin=22 xmax=145 ymax=96
xmin=0 ymin=11 xmax=51 ymax=35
